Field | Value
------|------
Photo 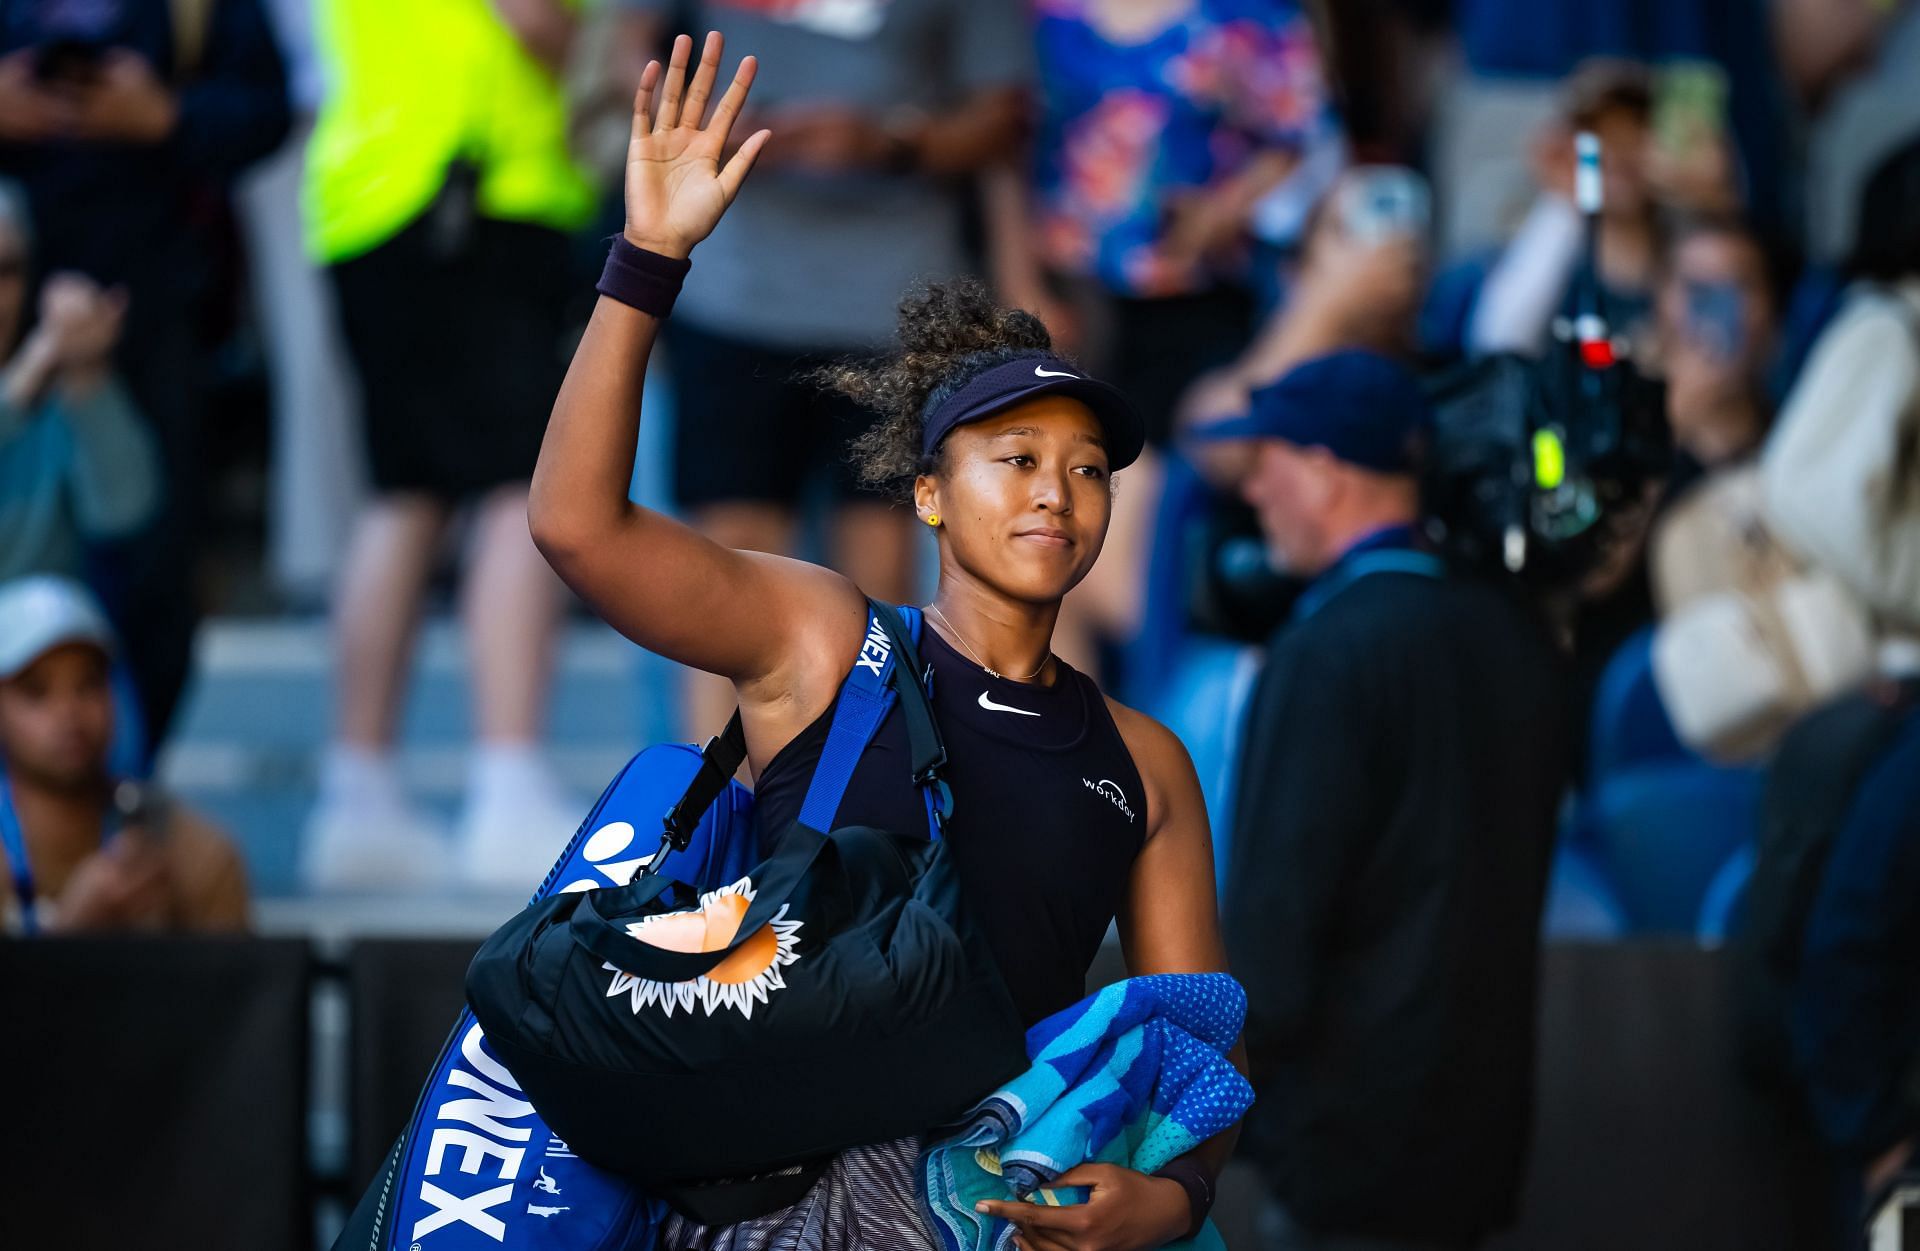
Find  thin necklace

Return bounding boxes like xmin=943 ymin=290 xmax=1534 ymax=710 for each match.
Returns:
xmin=926 ymin=602 xmax=1051 ymax=682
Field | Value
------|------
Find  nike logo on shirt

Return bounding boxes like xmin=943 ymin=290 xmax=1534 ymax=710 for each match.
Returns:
xmin=978 ymin=691 xmax=1041 ymax=717
xmin=1033 ymin=366 xmax=1078 ymax=379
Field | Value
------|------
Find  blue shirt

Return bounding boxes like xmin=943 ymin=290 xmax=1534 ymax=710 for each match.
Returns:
xmin=0 ymin=380 xmax=158 ymax=582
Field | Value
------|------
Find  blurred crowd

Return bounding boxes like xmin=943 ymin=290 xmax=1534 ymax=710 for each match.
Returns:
xmin=3 ymin=0 xmax=1920 ymax=1246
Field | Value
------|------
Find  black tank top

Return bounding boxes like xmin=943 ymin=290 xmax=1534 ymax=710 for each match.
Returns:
xmin=752 ymin=626 xmax=1147 ymax=1026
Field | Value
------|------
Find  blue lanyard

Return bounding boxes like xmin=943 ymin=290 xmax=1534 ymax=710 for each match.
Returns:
xmin=1292 ymin=548 xmax=1447 ymax=622
xmin=0 ymin=774 xmax=39 ymax=935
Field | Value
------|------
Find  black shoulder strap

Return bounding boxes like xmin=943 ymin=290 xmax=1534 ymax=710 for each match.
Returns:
xmin=869 ymin=601 xmax=947 ymax=786
xmin=659 ymin=713 xmax=746 ymax=854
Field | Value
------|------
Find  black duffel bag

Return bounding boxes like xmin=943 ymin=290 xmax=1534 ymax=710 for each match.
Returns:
xmin=466 ymin=603 xmax=1027 ymax=1217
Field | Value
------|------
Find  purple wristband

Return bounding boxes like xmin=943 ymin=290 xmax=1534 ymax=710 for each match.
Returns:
xmin=1153 ymin=1158 xmax=1215 ymax=1240
xmin=597 ymin=236 xmax=692 ymax=318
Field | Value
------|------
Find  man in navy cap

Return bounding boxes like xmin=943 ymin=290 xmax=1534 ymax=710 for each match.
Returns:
xmin=1197 ymin=351 xmax=1573 ymax=1250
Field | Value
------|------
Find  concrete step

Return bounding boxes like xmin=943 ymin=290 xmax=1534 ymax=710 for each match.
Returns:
xmin=157 ymin=615 xmax=684 ymax=905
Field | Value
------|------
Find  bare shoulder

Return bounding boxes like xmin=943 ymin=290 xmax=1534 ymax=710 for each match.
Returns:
xmin=733 ymin=558 xmax=867 ymax=683
xmin=1103 ymin=695 xmax=1189 ymax=773
xmin=1103 ymin=695 xmax=1204 ymax=838
xmin=734 ymin=560 xmax=891 ymax=761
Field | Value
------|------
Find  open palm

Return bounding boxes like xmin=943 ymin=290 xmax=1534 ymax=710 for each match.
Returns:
xmin=623 ymin=32 xmax=770 ymax=260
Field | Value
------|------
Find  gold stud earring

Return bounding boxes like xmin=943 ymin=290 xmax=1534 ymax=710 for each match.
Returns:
xmin=925 ymin=513 xmax=940 ymax=527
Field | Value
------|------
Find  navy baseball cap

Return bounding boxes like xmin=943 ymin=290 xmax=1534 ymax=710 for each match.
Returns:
xmin=1191 ymin=350 xmax=1432 ymax=474
xmin=921 ymin=354 xmax=1146 ymax=471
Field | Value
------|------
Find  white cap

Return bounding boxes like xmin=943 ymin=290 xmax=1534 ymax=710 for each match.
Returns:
xmin=0 ymin=575 xmax=117 ymax=681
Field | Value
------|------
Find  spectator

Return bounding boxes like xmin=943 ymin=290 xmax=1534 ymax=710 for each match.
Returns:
xmin=1183 ymin=172 xmax=1427 ymax=442
xmin=996 ymin=0 xmax=1333 ymax=403
xmin=611 ymin=0 xmax=1033 ymax=735
xmin=1762 ymin=132 xmax=1920 ymax=636
xmin=1799 ymin=4 xmax=1920 ymax=270
xmin=986 ymin=0 xmax=1335 ymax=678
xmin=301 ymin=0 xmax=598 ymax=890
xmin=0 ymin=0 xmax=291 ymax=755
xmin=1652 ymin=215 xmax=1779 ymax=474
xmin=1204 ymin=353 xmax=1572 ymax=1250
xmin=1423 ymin=61 xmax=1667 ymax=362
xmin=0 ymin=575 xmax=248 ymax=935
xmin=0 ymin=180 xmax=158 ymax=584
xmin=1640 ymin=220 xmax=1837 ymax=764
xmin=243 ymin=0 xmax=368 ymax=604
xmin=1431 ymin=0 xmax=1785 ymax=258
xmin=1791 ymin=709 xmax=1920 ymax=1238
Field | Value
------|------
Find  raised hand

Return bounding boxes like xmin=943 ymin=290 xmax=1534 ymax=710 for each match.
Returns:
xmin=38 ymin=272 xmax=128 ymax=372
xmin=623 ymin=32 xmax=771 ymax=261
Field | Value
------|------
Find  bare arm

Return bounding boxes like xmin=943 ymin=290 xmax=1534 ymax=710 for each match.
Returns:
xmin=905 ymin=85 xmax=1029 ymax=177
xmin=979 ymin=160 xmax=1081 ymax=354
xmin=978 ymin=704 xmax=1246 ymax=1249
xmin=1112 ymin=703 xmax=1247 ymax=1179
xmin=529 ymin=34 xmax=862 ymax=693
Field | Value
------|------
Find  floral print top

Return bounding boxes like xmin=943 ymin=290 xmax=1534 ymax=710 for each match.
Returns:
xmin=1032 ymin=0 xmax=1333 ymax=297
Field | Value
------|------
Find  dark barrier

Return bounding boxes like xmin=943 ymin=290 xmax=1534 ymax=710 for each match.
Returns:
xmin=1487 ymin=942 xmax=1834 ymax=1251
xmin=1093 ymin=941 xmax=1833 ymax=1250
xmin=0 ymin=935 xmax=1837 ymax=1250
xmin=345 ymin=938 xmax=480 ymax=1193
xmin=0 ymin=936 xmax=312 ymax=1247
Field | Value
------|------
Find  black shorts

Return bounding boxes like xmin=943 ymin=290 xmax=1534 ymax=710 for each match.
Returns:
xmin=331 ymin=214 xmax=572 ymax=500
xmin=664 ymin=319 xmax=887 ymax=510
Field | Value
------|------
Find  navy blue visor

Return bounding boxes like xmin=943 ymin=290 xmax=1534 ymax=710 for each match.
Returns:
xmin=920 ymin=354 xmax=1146 ymax=471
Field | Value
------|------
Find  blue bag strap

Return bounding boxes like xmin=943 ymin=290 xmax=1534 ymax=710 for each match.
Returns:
xmin=1293 ymin=549 xmax=1446 ymax=622
xmin=800 ymin=601 xmax=952 ymax=839
xmin=0 ymin=773 xmax=39 ymax=935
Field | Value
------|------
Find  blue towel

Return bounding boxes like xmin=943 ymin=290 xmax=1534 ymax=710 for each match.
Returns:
xmin=919 ymin=974 xmax=1254 ymax=1251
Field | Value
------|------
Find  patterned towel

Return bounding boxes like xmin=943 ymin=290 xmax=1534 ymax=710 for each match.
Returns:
xmin=918 ymin=974 xmax=1254 ymax=1251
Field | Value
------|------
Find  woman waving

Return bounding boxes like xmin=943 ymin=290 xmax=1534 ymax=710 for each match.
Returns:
xmin=531 ymin=32 xmax=1238 ymax=1251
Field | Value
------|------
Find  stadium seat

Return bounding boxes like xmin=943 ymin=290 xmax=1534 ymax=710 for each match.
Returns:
xmin=1587 ymin=763 xmax=1765 ymax=934
xmin=1589 ymin=628 xmax=1687 ymax=782
xmin=1141 ymin=635 xmax=1263 ymax=897
xmin=1696 ymin=843 xmax=1757 ymax=945
xmin=1126 ymin=454 xmax=1223 ymax=703
xmin=1542 ymin=842 xmax=1630 ymax=940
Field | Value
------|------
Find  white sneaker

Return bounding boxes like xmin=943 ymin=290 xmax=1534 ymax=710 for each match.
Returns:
xmin=455 ymin=748 xmax=584 ymax=893
xmin=299 ymin=794 xmax=450 ymax=892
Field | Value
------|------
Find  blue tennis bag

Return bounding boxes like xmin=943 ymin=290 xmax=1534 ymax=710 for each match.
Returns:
xmin=333 ymin=604 xmax=939 ymax=1251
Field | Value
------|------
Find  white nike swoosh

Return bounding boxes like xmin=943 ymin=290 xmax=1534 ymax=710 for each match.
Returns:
xmin=1033 ymin=366 xmax=1078 ymax=379
xmin=978 ymin=691 xmax=1041 ymax=717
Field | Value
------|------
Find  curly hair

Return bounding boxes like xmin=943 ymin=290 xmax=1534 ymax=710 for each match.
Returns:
xmin=815 ymin=278 xmax=1057 ymax=497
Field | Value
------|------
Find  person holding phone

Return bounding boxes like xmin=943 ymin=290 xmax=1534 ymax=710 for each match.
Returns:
xmin=1653 ymin=216 xmax=1778 ymax=473
xmin=0 ymin=180 xmax=158 ymax=587
xmin=0 ymin=0 xmax=290 ymax=761
xmin=533 ymin=33 xmax=1241 ymax=1249
xmin=0 ymin=575 xmax=249 ymax=936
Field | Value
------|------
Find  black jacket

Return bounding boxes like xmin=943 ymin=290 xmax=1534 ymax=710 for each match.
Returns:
xmin=1225 ymin=560 xmax=1572 ymax=1244
xmin=1792 ymin=712 xmax=1920 ymax=1165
